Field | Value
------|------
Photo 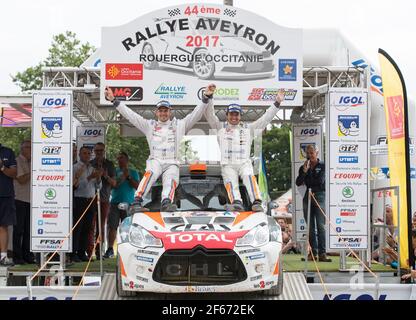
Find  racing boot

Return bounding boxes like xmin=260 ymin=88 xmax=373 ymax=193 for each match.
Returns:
xmin=161 ymin=198 xmax=177 ymax=212
xmin=251 ymin=200 xmax=263 ymax=212
xmin=130 ymin=197 xmax=149 ymax=214
xmin=225 ymin=200 xmax=245 ymax=212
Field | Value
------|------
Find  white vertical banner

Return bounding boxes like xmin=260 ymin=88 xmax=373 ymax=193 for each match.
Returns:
xmin=291 ymin=124 xmax=323 ymax=242
xmin=31 ymin=91 xmax=73 ymax=252
xmin=76 ymin=126 xmax=106 ymax=160
xmin=326 ymin=89 xmax=369 ymax=250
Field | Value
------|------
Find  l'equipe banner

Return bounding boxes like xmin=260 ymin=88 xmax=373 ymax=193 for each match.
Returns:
xmin=291 ymin=124 xmax=323 ymax=242
xmin=100 ymin=3 xmax=303 ymax=106
xmin=326 ymin=89 xmax=369 ymax=250
xmin=31 ymin=92 xmax=73 ymax=252
xmin=378 ymin=49 xmax=413 ymax=269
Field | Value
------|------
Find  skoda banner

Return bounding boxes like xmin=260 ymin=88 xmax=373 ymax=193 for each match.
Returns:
xmin=291 ymin=124 xmax=323 ymax=242
xmin=326 ymin=89 xmax=370 ymax=250
xmin=100 ymin=3 xmax=303 ymax=106
xmin=31 ymin=92 xmax=73 ymax=252
xmin=76 ymin=126 xmax=106 ymax=160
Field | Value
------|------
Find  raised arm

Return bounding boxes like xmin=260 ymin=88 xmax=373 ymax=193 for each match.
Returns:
xmin=105 ymin=87 xmax=150 ymax=134
xmin=203 ymin=84 xmax=221 ymax=131
xmin=183 ymin=84 xmax=217 ymax=133
xmin=250 ymin=89 xmax=285 ymax=131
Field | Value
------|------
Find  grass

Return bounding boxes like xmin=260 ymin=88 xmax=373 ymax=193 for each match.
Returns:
xmin=8 ymin=254 xmax=395 ymax=274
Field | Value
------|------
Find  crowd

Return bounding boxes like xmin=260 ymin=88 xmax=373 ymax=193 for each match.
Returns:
xmin=0 ymin=140 xmax=140 ymax=266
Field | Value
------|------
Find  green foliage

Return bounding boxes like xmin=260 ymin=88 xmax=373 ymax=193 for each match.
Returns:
xmin=0 ymin=127 xmax=31 ymax=155
xmin=105 ymin=124 xmax=149 ymax=174
xmin=262 ymin=125 xmax=291 ymax=199
xmin=12 ymin=31 xmax=95 ymax=92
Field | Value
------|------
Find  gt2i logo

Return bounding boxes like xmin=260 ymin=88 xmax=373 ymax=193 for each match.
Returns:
xmin=42 ymin=146 xmax=62 ymax=155
xmin=109 ymin=87 xmax=143 ymax=101
xmin=338 ymin=115 xmax=359 ymax=137
xmin=339 ymin=144 xmax=358 ymax=153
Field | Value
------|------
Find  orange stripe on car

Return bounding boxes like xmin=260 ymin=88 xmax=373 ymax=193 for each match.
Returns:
xmin=143 ymin=211 xmax=165 ymax=227
xmin=273 ymin=259 xmax=280 ymax=275
xmin=119 ymin=255 xmax=127 ymax=277
xmin=232 ymin=211 xmax=253 ymax=226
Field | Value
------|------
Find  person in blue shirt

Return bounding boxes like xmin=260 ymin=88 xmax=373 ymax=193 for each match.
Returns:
xmin=103 ymin=152 xmax=139 ymax=258
xmin=0 ymin=143 xmax=17 ymax=266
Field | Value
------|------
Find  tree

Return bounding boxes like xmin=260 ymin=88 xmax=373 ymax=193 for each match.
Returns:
xmin=12 ymin=31 xmax=95 ymax=92
xmin=0 ymin=31 xmax=96 ymax=154
xmin=105 ymin=124 xmax=149 ymax=174
xmin=262 ymin=125 xmax=292 ymax=199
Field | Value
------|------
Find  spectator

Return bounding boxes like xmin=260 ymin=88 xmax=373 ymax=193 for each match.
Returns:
xmin=71 ymin=146 xmax=102 ymax=262
xmin=277 ymin=218 xmax=288 ymax=232
xmin=103 ymin=152 xmax=139 ymax=259
xmin=89 ymin=142 xmax=116 ymax=259
xmin=295 ymin=144 xmax=331 ymax=262
xmin=13 ymin=140 xmax=35 ymax=265
xmin=73 ymin=142 xmax=78 ymax=165
xmin=0 ymin=143 xmax=17 ymax=266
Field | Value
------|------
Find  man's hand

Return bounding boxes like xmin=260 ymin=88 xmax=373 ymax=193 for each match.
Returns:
xmin=122 ymin=167 xmax=129 ymax=178
xmin=204 ymin=84 xmax=216 ymax=97
xmin=105 ymin=86 xmax=115 ymax=102
xmin=401 ymin=270 xmax=416 ymax=280
xmin=276 ymin=89 xmax=285 ymax=104
xmin=302 ymin=160 xmax=310 ymax=173
xmin=75 ymin=165 xmax=86 ymax=179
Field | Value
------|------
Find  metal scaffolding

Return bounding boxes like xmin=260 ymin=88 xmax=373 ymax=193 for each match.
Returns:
xmin=39 ymin=66 xmax=367 ymax=125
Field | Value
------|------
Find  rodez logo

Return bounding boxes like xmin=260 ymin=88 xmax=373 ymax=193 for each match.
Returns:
xmin=197 ymin=87 xmax=239 ymax=101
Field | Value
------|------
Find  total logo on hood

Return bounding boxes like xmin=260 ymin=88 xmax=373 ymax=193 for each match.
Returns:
xmin=150 ymin=231 xmax=248 ymax=250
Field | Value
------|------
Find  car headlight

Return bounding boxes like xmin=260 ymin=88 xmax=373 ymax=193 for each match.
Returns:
xmin=268 ymin=216 xmax=282 ymax=243
xmin=236 ymin=224 xmax=269 ymax=247
xmin=119 ymin=216 xmax=132 ymax=243
xmin=129 ymin=224 xmax=162 ymax=248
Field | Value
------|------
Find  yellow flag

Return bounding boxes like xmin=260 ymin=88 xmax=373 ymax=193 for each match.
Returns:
xmin=378 ymin=49 xmax=412 ymax=269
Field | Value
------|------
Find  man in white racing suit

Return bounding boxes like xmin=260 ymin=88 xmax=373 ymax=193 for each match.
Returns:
xmin=204 ymin=88 xmax=285 ymax=212
xmin=105 ymin=85 xmax=215 ymax=211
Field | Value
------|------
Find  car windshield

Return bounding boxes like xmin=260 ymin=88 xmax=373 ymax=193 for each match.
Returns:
xmin=143 ymin=178 xmax=251 ymax=212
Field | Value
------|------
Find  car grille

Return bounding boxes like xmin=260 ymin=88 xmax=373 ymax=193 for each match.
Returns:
xmin=153 ymin=246 xmax=247 ymax=286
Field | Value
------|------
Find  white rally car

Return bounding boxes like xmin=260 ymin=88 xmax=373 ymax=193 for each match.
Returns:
xmin=116 ymin=165 xmax=283 ymax=297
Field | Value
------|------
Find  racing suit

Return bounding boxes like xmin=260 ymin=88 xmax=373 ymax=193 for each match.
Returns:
xmin=205 ymin=101 xmax=280 ymax=204
xmin=114 ymin=98 xmax=211 ymax=202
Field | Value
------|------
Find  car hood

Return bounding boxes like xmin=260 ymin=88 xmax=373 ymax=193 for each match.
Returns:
xmin=131 ymin=210 xmax=267 ymax=250
xmin=132 ymin=210 xmax=267 ymax=232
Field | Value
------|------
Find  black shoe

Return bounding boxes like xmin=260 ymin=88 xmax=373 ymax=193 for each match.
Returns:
xmin=103 ymin=248 xmax=114 ymax=259
xmin=251 ymin=200 xmax=263 ymax=212
xmin=130 ymin=197 xmax=149 ymax=213
xmin=78 ymin=254 xmax=89 ymax=262
xmin=24 ymin=255 xmax=37 ymax=264
xmin=70 ymin=254 xmax=81 ymax=263
xmin=232 ymin=200 xmax=245 ymax=211
xmin=14 ymin=258 xmax=26 ymax=265
xmin=318 ymin=254 xmax=332 ymax=262
xmin=161 ymin=198 xmax=177 ymax=212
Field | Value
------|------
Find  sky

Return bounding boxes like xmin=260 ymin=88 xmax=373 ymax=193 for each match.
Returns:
xmin=0 ymin=0 xmax=414 ymax=98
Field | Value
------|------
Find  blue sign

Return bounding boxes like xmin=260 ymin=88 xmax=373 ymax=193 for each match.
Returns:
xmin=42 ymin=158 xmax=62 ymax=165
xmin=339 ymin=156 xmax=359 ymax=164
xmin=279 ymin=59 xmax=297 ymax=81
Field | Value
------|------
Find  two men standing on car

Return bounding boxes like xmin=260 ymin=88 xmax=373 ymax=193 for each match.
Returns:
xmin=105 ymin=84 xmax=215 ymax=212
